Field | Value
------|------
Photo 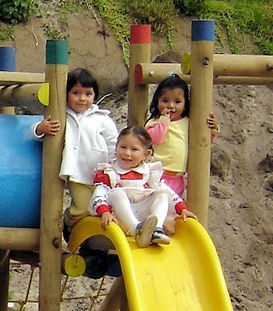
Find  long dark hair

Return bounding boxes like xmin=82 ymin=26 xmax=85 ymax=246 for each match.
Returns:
xmin=66 ymin=68 xmax=99 ymax=101
xmin=146 ymin=74 xmax=190 ymax=123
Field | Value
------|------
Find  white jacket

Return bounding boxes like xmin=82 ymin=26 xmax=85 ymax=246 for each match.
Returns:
xmin=59 ymin=105 xmax=118 ymax=185
xmin=32 ymin=104 xmax=118 ymax=186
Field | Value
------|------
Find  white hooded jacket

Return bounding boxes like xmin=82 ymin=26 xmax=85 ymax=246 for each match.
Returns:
xmin=32 ymin=104 xmax=118 ymax=186
xmin=59 ymin=105 xmax=118 ymax=185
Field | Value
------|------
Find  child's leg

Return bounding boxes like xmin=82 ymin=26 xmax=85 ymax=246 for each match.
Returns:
xmin=149 ymin=192 xmax=169 ymax=228
xmin=64 ymin=181 xmax=94 ymax=226
xmin=109 ymin=189 xmax=139 ymax=236
xmin=149 ymin=192 xmax=170 ymax=245
xmin=109 ymin=189 xmax=157 ymax=247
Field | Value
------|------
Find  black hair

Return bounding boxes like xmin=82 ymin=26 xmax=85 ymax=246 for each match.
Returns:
xmin=146 ymin=74 xmax=190 ymax=123
xmin=66 ymin=68 xmax=99 ymax=101
xmin=117 ymin=125 xmax=152 ymax=151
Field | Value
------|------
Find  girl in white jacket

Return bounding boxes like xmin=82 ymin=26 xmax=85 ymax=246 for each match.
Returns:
xmin=32 ymin=68 xmax=118 ymax=234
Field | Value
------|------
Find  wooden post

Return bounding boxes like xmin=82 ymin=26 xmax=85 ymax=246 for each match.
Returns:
xmin=0 ymin=46 xmax=16 ymax=115
xmin=0 ymin=251 xmax=9 ymax=311
xmin=128 ymin=25 xmax=151 ymax=126
xmin=187 ymin=20 xmax=215 ymax=228
xmin=0 ymin=46 xmax=16 ymax=71
xmin=0 ymin=46 xmax=16 ymax=311
xmin=39 ymin=40 xmax=68 ymax=310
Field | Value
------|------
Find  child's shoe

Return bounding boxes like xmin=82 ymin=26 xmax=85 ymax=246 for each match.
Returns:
xmin=151 ymin=227 xmax=170 ymax=245
xmin=135 ymin=215 xmax=157 ymax=248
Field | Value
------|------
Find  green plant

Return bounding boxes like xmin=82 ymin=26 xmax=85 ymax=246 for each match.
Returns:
xmin=127 ymin=0 xmax=177 ymax=37
xmin=127 ymin=0 xmax=177 ymax=49
xmin=86 ymin=0 xmax=131 ymax=65
xmin=86 ymin=0 xmax=178 ymax=66
xmin=173 ymin=0 xmax=206 ymax=16
xmin=0 ymin=0 xmax=38 ymax=24
xmin=203 ymin=1 xmax=240 ymax=53
xmin=0 ymin=25 xmax=15 ymax=40
xmin=232 ymin=0 xmax=273 ymax=55
xmin=202 ymin=0 xmax=273 ymax=55
xmin=43 ymin=23 xmax=64 ymax=40
xmin=59 ymin=0 xmax=82 ymax=13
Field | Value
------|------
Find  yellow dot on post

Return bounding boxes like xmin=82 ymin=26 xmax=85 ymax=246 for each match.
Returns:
xmin=182 ymin=53 xmax=192 ymax=75
xmin=38 ymin=83 xmax=49 ymax=106
xmin=64 ymin=254 xmax=86 ymax=277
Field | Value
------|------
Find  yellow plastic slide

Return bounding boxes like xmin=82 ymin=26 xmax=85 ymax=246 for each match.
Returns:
xmin=68 ymin=217 xmax=233 ymax=311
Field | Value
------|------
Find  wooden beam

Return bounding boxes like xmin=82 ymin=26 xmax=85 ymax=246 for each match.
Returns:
xmin=0 ymin=83 xmax=49 ymax=107
xmin=0 ymin=71 xmax=45 ymax=86
xmin=213 ymin=54 xmax=273 ymax=77
xmin=128 ymin=25 xmax=151 ymax=126
xmin=187 ymin=20 xmax=215 ymax=227
xmin=0 ymin=228 xmax=39 ymax=250
xmin=135 ymin=63 xmax=273 ymax=85
xmin=39 ymin=39 xmax=68 ymax=311
xmin=0 ymin=250 xmax=10 ymax=311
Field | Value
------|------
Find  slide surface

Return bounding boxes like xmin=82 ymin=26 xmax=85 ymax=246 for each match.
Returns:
xmin=68 ymin=217 xmax=233 ymax=311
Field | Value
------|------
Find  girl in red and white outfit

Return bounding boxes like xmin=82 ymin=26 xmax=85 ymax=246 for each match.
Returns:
xmin=89 ymin=126 xmax=197 ymax=248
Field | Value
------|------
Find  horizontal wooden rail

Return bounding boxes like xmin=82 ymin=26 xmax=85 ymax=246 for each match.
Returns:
xmin=0 ymin=83 xmax=49 ymax=107
xmin=0 ymin=71 xmax=45 ymax=86
xmin=135 ymin=62 xmax=273 ymax=85
xmin=0 ymin=228 xmax=39 ymax=250
xmin=214 ymin=54 xmax=273 ymax=77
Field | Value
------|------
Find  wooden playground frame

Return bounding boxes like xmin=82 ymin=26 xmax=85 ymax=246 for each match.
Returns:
xmin=0 ymin=20 xmax=272 ymax=310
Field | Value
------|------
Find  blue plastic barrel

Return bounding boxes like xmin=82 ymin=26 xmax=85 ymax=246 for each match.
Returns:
xmin=0 ymin=115 xmax=43 ymax=228
xmin=0 ymin=46 xmax=16 ymax=71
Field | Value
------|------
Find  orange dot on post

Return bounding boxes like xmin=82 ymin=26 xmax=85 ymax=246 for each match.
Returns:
xmin=130 ymin=25 xmax=151 ymax=44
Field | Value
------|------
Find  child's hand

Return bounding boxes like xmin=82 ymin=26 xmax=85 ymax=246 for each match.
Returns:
xmin=101 ymin=212 xmax=117 ymax=230
xmin=181 ymin=209 xmax=198 ymax=222
xmin=36 ymin=115 xmax=60 ymax=136
xmin=207 ymin=112 xmax=219 ymax=131
xmin=161 ymin=108 xmax=171 ymax=119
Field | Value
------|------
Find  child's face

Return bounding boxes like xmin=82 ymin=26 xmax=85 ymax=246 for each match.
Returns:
xmin=116 ymin=134 xmax=149 ymax=170
xmin=67 ymin=82 xmax=95 ymax=113
xmin=158 ymin=87 xmax=185 ymax=120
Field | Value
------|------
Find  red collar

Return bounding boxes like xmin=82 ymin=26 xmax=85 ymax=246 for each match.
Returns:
xmin=120 ymin=171 xmax=143 ymax=180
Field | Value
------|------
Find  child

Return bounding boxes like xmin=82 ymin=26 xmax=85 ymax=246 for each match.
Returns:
xmin=145 ymin=74 xmax=219 ymax=198
xmin=89 ymin=125 xmax=197 ymax=248
xmin=32 ymin=68 xmax=118 ymax=235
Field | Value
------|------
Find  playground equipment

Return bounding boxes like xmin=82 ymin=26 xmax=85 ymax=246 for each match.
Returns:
xmin=128 ymin=21 xmax=273 ymax=227
xmin=0 ymin=114 xmax=42 ymax=228
xmin=68 ymin=216 xmax=233 ymax=311
xmin=0 ymin=40 xmax=67 ymax=311
xmin=1 ymin=19 xmax=272 ymax=310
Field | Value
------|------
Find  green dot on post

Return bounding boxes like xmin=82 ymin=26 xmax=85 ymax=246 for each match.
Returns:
xmin=46 ymin=40 xmax=68 ymax=65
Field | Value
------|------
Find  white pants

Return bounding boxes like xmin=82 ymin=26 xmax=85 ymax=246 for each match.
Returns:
xmin=108 ymin=188 xmax=169 ymax=236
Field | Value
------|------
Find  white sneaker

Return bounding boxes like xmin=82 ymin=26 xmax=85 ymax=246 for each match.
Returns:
xmin=135 ymin=215 xmax=157 ymax=248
